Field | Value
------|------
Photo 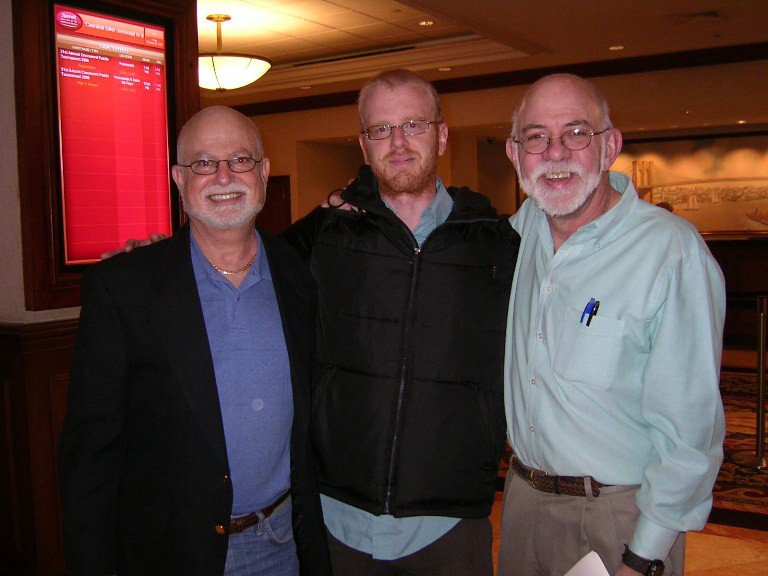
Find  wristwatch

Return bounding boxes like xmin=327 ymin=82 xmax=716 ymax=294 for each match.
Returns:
xmin=622 ymin=546 xmax=664 ymax=576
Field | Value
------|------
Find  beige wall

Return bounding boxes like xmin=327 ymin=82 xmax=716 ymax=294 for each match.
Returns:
xmin=0 ymin=0 xmax=81 ymax=323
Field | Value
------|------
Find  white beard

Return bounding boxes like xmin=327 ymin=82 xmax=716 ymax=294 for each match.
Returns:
xmin=518 ymin=142 xmax=605 ymax=217
xmin=183 ymin=182 xmax=263 ymax=229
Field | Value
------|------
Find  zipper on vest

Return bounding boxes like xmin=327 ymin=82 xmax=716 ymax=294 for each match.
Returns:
xmin=384 ymin=242 xmax=421 ymax=513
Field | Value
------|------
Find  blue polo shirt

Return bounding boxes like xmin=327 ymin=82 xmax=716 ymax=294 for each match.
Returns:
xmin=191 ymin=231 xmax=293 ymax=516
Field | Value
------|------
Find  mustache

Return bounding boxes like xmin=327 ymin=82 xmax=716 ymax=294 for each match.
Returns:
xmin=203 ymin=183 xmax=250 ymax=196
xmin=529 ymin=160 xmax=585 ymax=181
xmin=384 ymin=148 xmax=420 ymax=161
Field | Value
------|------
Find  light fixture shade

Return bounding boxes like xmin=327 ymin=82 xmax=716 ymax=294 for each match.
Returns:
xmin=198 ymin=53 xmax=272 ymax=91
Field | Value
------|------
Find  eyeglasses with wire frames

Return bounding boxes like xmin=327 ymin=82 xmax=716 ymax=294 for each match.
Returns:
xmin=361 ymin=120 xmax=440 ymax=141
xmin=513 ymin=127 xmax=610 ymax=155
xmin=177 ymin=157 xmax=263 ymax=175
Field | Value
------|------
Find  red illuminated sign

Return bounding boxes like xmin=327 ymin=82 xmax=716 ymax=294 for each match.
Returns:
xmin=54 ymin=4 xmax=172 ymax=264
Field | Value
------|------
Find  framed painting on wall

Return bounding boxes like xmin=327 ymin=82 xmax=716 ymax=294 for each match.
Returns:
xmin=613 ymin=133 xmax=768 ymax=237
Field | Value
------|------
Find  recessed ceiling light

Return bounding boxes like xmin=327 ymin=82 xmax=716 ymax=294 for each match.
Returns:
xmin=609 ymin=45 xmax=624 ymax=51
xmin=737 ymin=120 xmax=747 ymax=124
xmin=685 ymin=110 xmax=693 ymax=115
xmin=419 ymin=20 xmax=434 ymax=27
xmin=438 ymin=67 xmax=451 ymax=72
xmin=299 ymin=86 xmax=312 ymax=90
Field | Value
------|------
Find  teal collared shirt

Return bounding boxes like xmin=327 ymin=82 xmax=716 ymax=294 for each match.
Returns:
xmin=321 ymin=178 xmax=460 ymax=560
xmin=504 ymin=172 xmax=726 ymax=560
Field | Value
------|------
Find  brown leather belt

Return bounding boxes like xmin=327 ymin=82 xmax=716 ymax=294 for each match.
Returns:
xmin=511 ymin=455 xmax=609 ymax=497
xmin=223 ymin=491 xmax=291 ymax=535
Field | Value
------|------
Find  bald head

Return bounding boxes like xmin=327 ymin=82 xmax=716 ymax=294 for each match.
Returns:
xmin=176 ymin=106 xmax=263 ymax=165
xmin=512 ymin=74 xmax=612 ymax=139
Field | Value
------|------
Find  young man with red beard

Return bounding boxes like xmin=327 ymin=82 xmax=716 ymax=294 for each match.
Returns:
xmin=283 ymin=69 xmax=520 ymax=575
xmin=499 ymin=74 xmax=726 ymax=576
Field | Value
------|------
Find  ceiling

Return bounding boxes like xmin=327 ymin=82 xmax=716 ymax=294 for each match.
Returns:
xmin=197 ymin=0 xmax=768 ymax=111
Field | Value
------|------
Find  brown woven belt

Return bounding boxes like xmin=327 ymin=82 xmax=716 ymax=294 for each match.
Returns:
xmin=220 ymin=490 xmax=290 ymax=535
xmin=511 ymin=455 xmax=609 ymax=497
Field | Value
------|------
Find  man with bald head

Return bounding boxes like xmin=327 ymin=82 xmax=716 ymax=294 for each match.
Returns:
xmin=59 ymin=107 xmax=331 ymax=575
xmin=498 ymin=74 xmax=726 ymax=576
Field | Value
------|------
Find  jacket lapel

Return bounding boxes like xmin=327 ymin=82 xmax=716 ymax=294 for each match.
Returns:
xmin=147 ymin=226 xmax=229 ymax=469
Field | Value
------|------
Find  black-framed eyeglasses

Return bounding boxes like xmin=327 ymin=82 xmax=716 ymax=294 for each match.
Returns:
xmin=513 ymin=127 xmax=610 ymax=155
xmin=178 ymin=157 xmax=263 ymax=175
xmin=361 ymin=120 xmax=439 ymax=140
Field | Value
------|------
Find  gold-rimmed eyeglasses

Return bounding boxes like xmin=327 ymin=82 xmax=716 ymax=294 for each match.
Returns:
xmin=513 ymin=127 xmax=609 ymax=155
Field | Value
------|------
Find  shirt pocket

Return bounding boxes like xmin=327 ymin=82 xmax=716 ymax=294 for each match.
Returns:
xmin=551 ymin=302 xmax=625 ymax=390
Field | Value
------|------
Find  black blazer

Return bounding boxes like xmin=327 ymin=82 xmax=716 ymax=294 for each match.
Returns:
xmin=59 ymin=225 xmax=330 ymax=576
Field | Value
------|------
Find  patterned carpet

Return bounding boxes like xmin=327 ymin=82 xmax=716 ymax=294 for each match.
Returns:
xmin=712 ymin=370 xmax=768 ymax=518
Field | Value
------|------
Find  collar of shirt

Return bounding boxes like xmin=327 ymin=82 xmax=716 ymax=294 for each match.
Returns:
xmin=383 ymin=177 xmax=454 ymax=246
xmin=189 ymin=229 xmax=270 ymax=291
xmin=535 ymin=171 xmax=639 ymax=256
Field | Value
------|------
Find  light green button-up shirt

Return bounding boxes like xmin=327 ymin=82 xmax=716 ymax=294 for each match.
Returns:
xmin=504 ymin=172 xmax=726 ymax=560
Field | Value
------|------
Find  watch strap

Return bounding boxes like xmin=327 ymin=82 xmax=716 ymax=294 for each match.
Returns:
xmin=621 ymin=545 xmax=664 ymax=576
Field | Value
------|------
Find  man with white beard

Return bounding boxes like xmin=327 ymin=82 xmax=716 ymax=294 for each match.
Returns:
xmin=59 ymin=107 xmax=331 ymax=576
xmin=498 ymin=74 xmax=726 ymax=576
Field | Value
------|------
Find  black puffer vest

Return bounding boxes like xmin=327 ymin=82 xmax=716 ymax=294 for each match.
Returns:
xmin=283 ymin=165 xmax=520 ymax=518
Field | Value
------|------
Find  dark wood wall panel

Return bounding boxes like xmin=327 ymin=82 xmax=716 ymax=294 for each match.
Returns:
xmin=707 ymin=237 xmax=768 ymax=349
xmin=0 ymin=320 xmax=78 ymax=576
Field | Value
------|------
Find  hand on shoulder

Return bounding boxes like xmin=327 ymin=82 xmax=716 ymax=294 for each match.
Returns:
xmin=100 ymin=233 xmax=168 ymax=259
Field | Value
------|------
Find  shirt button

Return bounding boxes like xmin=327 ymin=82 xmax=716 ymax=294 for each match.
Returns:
xmin=545 ymin=285 xmax=553 ymax=293
xmin=529 ymin=425 xmax=535 ymax=433
xmin=595 ymin=242 xmax=602 ymax=249
xmin=537 ymin=332 xmax=543 ymax=339
xmin=530 ymin=378 xmax=536 ymax=386
xmin=223 ymin=475 xmax=231 ymax=483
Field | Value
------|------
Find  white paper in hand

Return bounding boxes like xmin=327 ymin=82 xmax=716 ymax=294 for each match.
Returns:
xmin=563 ymin=551 xmax=611 ymax=576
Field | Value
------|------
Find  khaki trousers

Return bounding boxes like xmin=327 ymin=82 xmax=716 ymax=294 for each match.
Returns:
xmin=498 ymin=470 xmax=685 ymax=576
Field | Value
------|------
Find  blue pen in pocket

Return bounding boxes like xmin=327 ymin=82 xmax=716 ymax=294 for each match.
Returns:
xmin=580 ymin=298 xmax=600 ymax=326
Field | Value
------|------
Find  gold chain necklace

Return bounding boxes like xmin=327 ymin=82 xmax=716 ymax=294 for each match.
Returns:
xmin=205 ymin=252 xmax=257 ymax=275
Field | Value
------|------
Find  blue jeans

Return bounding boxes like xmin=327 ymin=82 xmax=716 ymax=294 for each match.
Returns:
xmin=224 ymin=498 xmax=299 ymax=576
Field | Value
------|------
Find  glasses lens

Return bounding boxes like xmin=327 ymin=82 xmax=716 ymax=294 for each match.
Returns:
xmin=562 ymin=129 xmax=593 ymax=151
xmin=229 ymin=158 xmax=257 ymax=172
xmin=366 ymin=125 xmax=392 ymax=140
xmin=401 ymin=120 xmax=429 ymax=136
xmin=191 ymin=160 xmax=218 ymax=175
xmin=522 ymin=134 xmax=550 ymax=154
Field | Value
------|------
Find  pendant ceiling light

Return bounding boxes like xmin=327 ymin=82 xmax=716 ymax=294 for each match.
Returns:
xmin=198 ymin=14 xmax=272 ymax=91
